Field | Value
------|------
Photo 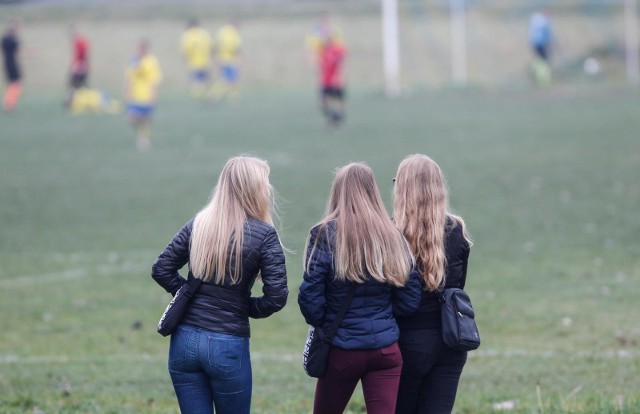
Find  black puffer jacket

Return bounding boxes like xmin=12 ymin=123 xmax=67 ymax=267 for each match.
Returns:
xmin=397 ymin=216 xmax=470 ymax=331
xmin=152 ymin=218 xmax=288 ymax=337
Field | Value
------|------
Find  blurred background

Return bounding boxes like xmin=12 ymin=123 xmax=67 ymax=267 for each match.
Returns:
xmin=4 ymin=0 xmax=639 ymax=93
xmin=1 ymin=0 xmax=639 ymax=413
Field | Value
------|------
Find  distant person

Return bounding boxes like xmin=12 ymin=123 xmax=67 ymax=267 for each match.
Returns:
xmin=317 ymin=32 xmax=346 ymax=128
xmin=211 ymin=22 xmax=242 ymax=102
xmin=66 ymin=28 xmax=90 ymax=107
xmin=393 ymin=154 xmax=473 ymax=414
xmin=180 ymin=18 xmax=213 ymax=99
xmin=304 ymin=13 xmax=341 ymax=65
xmin=528 ymin=10 xmax=553 ymax=86
xmin=305 ymin=17 xmax=346 ymax=128
xmin=152 ymin=155 xmax=288 ymax=414
xmin=298 ymin=162 xmax=421 ymax=414
xmin=2 ymin=22 xmax=21 ymax=112
xmin=125 ymin=39 xmax=162 ymax=151
xmin=68 ymin=87 xmax=121 ymax=115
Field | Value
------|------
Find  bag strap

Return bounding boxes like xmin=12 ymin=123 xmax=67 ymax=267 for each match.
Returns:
xmin=325 ymin=284 xmax=357 ymax=342
xmin=436 ymin=285 xmax=446 ymax=303
xmin=184 ymin=277 xmax=204 ymax=298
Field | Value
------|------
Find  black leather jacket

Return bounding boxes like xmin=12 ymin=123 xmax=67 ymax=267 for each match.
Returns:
xmin=152 ymin=218 xmax=288 ymax=337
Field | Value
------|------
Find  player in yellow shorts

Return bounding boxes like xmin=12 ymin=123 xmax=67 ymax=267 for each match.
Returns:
xmin=69 ymin=87 xmax=121 ymax=114
xmin=181 ymin=19 xmax=213 ymax=99
xmin=211 ymin=22 xmax=242 ymax=102
xmin=125 ymin=39 xmax=162 ymax=151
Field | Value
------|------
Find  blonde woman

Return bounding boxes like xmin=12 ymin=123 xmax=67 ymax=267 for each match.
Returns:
xmin=152 ymin=156 xmax=288 ymax=414
xmin=393 ymin=154 xmax=472 ymax=414
xmin=298 ymin=162 xmax=421 ymax=414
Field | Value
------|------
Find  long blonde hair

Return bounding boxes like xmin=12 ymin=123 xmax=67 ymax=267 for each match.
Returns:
xmin=392 ymin=154 xmax=471 ymax=291
xmin=307 ymin=162 xmax=412 ymax=287
xmin=190 ymin=156 xmax=274 ymax=284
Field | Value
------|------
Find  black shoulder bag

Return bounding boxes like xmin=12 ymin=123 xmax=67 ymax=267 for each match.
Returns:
xmin=302 ymin=284 xmax=357 ymax=378
xmin=438 ymin=287 xmax=480 ymax=351
xmin=157 ymin=277 xmax=203 ymax=337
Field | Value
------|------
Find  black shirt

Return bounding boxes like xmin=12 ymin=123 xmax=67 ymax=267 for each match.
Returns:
xmin=397 ymin=217 xmax=471 ymax=330
xmin=2 ymin=33 xmax=20 ymax=82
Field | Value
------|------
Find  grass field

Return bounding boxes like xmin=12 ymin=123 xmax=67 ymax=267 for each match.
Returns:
xmin=1 ymin=1 xmax=640 ymax=412
xmin=1 ymin=85 xmax=639 ymax=413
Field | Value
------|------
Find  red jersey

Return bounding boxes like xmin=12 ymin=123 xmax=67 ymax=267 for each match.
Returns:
xmin=71 ymin=36 xmax=90 ymax=74
xmin=319 ymin=42 xmax=345 ymax=88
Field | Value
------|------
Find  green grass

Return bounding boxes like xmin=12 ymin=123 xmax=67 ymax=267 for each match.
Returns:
xmin=1 ymin=85 xmax=639 ymax=413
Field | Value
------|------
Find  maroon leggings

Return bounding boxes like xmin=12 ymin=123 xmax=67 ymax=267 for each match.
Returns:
xmin=313 ymin=342 xmax=403 ymax=414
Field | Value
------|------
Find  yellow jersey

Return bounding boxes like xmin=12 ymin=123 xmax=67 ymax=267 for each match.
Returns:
xmin=305 ymin=26 xmax=345 ymax=58
xmin=181 ymin=27 xmax=213 ymax=69
xmin=70 ymin=87 xmax=121 ymax=114
xmin=126 ymin=54 xmax=162 ymax=105
xmin=216 ymin=25 xmax=241 ymax=63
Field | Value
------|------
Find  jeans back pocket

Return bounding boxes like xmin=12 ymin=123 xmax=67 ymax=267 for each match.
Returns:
xmin=169 ymin=326 xmax=192 ymax=366
xmin=207 ymin=335 xmax=246 ymax=375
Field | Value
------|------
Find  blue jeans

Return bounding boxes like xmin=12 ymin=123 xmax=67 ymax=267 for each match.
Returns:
xmin=168 ymin=325 xmax=252 ymax=414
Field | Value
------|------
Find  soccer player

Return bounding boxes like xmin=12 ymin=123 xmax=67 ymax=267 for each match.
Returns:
xmin=180 ymin=19 xmax=213 ymax=99
xmin=125 ymin=39 xmax=162 ymax=151
xmin=305 ymin=14 xmax=333 ymax=64
xmin=305 ymin=16 xmax=346 ymax=127
xmin=318 ymin=32 xmax=346 ymax=128
xmin=69 ymin=87 xmax=121 ymax=115
xmin=66 ymin=27 xmax=90 ymax=107
xmin=211 ymin=22 xmax=242 ymax=102
xmin=528 ymin=10 xmax=553 ymax=86
xmin=2 ymin=22 xmax=22 ymax=112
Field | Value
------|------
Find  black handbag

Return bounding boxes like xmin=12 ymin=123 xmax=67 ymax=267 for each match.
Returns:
xmin=157 ymin=277 xmax=203 ymax=337
xmin=302 ymin=285 xmax=357 ymax=378
xmin=438 ymin=288 xmax=480 ymax=352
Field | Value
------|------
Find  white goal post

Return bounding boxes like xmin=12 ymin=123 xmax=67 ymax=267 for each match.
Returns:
xmin=625 ymin=0 xmax=640 ymax=86
xmin=381 ymin=0 xmax=468 ymax=97
xmin=381 ymin=0 xmax=639 ymax=91
xmin=382 ymin=0 xmax=401 ymax=97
